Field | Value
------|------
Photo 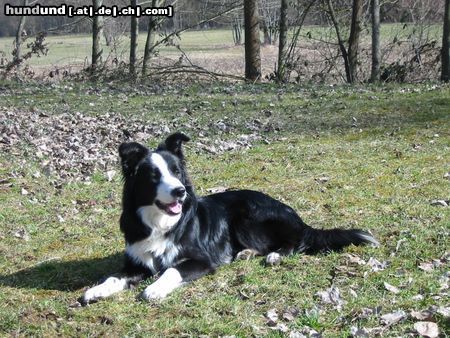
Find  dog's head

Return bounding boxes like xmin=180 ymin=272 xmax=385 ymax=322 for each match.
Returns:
xmin=119 ymin=132 xmax=191 ymax=232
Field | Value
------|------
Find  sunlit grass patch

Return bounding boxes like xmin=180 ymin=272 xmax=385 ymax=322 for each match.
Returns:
xmin=0 ymin=81 xmax=449 ymax=336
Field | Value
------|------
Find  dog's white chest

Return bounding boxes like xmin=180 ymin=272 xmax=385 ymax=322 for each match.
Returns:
xmin=125 ymin=231 xmax=180 ymax=274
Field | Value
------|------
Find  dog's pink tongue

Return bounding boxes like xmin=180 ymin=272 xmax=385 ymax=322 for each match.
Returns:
xmin=168 ymin=201 xmax=182 ymax=214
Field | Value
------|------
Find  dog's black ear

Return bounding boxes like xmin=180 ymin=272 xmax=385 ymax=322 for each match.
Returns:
xmin=157 ymin=132 xmax=190 ymax=159
xmin=118 ymin=142 xmax=149 ymax=177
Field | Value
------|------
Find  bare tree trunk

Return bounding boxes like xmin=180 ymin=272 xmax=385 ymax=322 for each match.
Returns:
xmin=92 ymin=0 xmax=104 ymax=69
xmin=142 ymin=0 xmax=158 ymax=77
xmin=277 ymin=0 xmax=289 ymax=82
xmin=232 ymin=16 xmax=242 ymax=45
xmin=442 ymin=0 xmax=450 ymax=81
xmin=348 ymin=0 xmax=363 ymax=83
xmin=370 ymin=0 xmax=381 ymax=82
xmin=130 ymin=0 xmax=139 ymax=76
xmin=262 ymin=20 xmax=271 ymax=45
xmin=14 ymin=0 xmax=28 ymax=66
xmin=244 ymin=0 xmax=261 ymax=81
xmin=325 ymin=0 xmax=351 ymax=83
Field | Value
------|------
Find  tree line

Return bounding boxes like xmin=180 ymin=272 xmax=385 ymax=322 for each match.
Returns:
xmin=2 ymin=0 xmax=450 ymax=82
xmin=0 ymin=0 xmax=445 ymax=38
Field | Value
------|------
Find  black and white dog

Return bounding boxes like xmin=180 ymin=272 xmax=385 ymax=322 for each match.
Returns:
xmin=81 ymin=132 xmax=378 ymax=304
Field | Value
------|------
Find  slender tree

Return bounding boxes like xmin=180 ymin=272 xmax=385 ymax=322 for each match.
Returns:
xmin=370 ymin=0 xmax=381 ymax=82
xmin=130 ymin=0 xmax=139 ymax=76
xmin=91 ymin=0 xmax=104 ymax=68
xmin=283 ymin=0 xmax=316 ymax=82
xmin=143 ymin=1 xmax=242 ymax=76
xmin=262 ymin=21 xmax=272 ymax=45
xmin=244 ymin=0 xmax=261 ymax=81
xmin=13 ymin=0 xmax=28 ymax=66
xmin=347 ymin=0 xmax=363 ymax=83
xmin=277 ymin=0 xmax=289 ymax=82
xmin=325 ymin=0 xmax=351 ymax=83
xmin=442 ymin=0 xmax=450 ymax=81
xmin=142 ymin=0 xmax=159 ymax=76
xmin=232 ymin=15 xmax=242 ymax=45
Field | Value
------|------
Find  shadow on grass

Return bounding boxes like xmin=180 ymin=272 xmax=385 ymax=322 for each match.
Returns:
xmin=0 ymin=253 xmax=123 ymax=291
xmin=283 ymin=95 xmax=450 ymax=135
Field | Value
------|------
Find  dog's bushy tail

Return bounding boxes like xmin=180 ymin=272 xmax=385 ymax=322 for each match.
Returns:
xmin=298 ymin=227 xmax=379 ymax=254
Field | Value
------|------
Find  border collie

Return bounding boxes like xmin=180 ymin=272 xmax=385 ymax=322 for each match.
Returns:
xmin=81 ymin=132 xmax=378 ymax=304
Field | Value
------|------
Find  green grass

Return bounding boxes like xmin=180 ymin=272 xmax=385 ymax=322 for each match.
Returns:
xmin=0 ymin=29 xmax=238 ymax=67
xmin=0 ymin=80 xmax=449 ymax=336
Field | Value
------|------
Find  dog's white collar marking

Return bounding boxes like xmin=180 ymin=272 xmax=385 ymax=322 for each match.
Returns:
xmin=141 ymin=268 xmax=183 ymax=300
xmin=126 ymin=230 xmax=180 ymax=274
xmin=138 ymin=205 xmax=181 ymax=232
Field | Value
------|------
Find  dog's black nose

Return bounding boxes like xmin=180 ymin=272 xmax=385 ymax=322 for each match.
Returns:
xmin=171 ymin=187 xmax=186 ymax=198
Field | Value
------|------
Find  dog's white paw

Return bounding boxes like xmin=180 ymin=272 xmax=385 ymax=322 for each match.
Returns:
xmin=236 ymin=248 xmax=260 ymax=261
xmin=266 ymin=252 xmax=282 ymax=266
xmin=140 ymin=268 xmax=183 ymax=301
xmin=82 ymin=277 xmax=127 ymax=304
xmin=141 ymin=283 xmax=171 ymax=300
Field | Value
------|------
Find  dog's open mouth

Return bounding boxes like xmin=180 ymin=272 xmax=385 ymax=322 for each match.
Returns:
xmin=155 ymin=200 xmax=183 ymax=216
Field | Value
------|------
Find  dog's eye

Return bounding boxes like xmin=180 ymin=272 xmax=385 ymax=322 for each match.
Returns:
xmin=151 ymin=169 xmax=161 ymax=181
xmin=170 ymin=165 xmax=181 ymax=176
xmin=172 ymin=167 xmax=181 ymax=175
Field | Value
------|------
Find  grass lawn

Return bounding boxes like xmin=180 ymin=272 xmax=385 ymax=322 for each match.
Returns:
xmin=0 ymin=80 xmax=449 ymax=337
xmin=0 ymin=29 xmax=238 ymax=68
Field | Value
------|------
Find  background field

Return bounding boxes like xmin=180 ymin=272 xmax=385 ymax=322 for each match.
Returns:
xmin=0 ymin=78 xmax=449 ymax=336
xmin=0 ymin=23 xmax=442 ymax=79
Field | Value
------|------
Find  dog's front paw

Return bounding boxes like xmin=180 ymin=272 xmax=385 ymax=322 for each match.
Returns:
xmin=266 ymin=252 xmax=282 ymax=266
xmin=140 ymin=283 xmax=170 ymax=301
xmin=81 ymin=277 xmax=127 ymax=305
xmin=236 ymin=248 xmax=260 ymax=261
xmin=81 ymin=286 xmax=106 ymax=305
xmin=139 ymin=268 xmax=183 ymax=301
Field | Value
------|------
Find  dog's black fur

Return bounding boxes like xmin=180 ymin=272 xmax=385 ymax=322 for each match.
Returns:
xmin=81 ymin=132 xmax=377 ymax=303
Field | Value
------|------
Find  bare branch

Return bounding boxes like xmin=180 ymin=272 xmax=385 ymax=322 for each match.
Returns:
xmin=151 ymin=1 xmax=243 ymax=51
xmin=146 ymin=64 xmax=245 ymax=81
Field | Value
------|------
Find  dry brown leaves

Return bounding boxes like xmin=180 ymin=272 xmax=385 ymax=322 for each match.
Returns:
xmin=0 ymin=107 xmax=265 ymax=184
